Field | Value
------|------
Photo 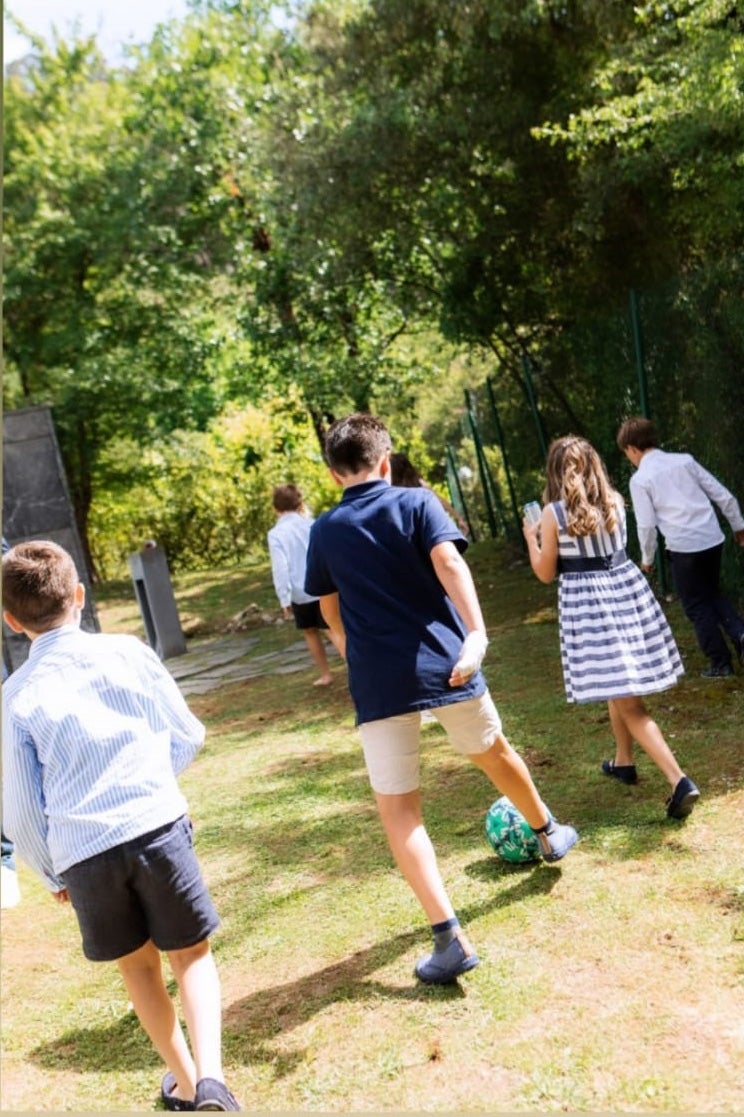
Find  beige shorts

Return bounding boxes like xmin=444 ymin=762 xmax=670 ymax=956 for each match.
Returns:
xmin=358 ymin=692 xmax=503 ymax=795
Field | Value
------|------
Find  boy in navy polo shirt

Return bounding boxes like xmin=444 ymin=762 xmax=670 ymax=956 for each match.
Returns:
xmin=305 ymin=414 xmax=578 ymax=985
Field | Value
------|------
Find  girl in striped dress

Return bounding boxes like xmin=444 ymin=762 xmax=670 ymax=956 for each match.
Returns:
xmin=523 ymin=435 xmax=699 ymax=820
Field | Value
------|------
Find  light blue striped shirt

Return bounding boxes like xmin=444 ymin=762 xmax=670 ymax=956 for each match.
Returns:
xmin=1 ymin=624 xmax=205 ymax=892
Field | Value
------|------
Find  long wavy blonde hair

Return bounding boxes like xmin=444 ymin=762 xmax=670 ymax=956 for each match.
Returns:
xmin=543 ymin=436 xmax=622 ymax=537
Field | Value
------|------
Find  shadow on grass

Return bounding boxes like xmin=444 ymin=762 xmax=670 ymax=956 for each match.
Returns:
xmin=25 ymin=870 xmax=558 ymax=1082
xmin=30 ymin=1008 xmax=158 ymax=1072
xmin=220 ymin=865 xmax=560 ymax=1075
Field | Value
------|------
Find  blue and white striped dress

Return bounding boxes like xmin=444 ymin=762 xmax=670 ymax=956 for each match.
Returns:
xmin=551 ymin=499 xmax=684 ymax=703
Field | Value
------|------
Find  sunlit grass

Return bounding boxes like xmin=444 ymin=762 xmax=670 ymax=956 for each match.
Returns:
xmin=2 ymin=541 xmax=743 ymax=1112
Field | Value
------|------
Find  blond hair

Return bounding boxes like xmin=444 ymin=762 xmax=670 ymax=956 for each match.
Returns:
xmin=544 ymin=436 xmax=621 ymax=537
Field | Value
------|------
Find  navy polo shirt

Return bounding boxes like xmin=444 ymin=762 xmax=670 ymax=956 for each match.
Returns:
xmin=304 ymin=479 xmax=485 ymax=724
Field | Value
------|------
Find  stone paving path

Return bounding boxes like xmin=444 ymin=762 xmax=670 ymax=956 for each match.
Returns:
xmin=165 ymin=633 xmax=323 ymax=696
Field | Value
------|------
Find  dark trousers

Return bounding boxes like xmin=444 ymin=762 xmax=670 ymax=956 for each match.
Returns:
xmin=1 ymin=831 xmax=15 ymax=871
xmin=669 ymin=543 xmax=744 ymax=668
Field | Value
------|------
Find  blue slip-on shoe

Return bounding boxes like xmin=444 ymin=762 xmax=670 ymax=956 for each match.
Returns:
xmin=666 ymin=776 xmax=700 ymax=820
xmin=535 ymin=820 xmax=579 ymax=863
xmin=161 ymin=1073 xmax=195 ymax=1111
xmin=601 ymin=759 xmax=638 ymax=785
xmin=195 ymin=1078 xmax=241 ymax=1112
xmin=415 ymin=930 xmax=479 ymax=985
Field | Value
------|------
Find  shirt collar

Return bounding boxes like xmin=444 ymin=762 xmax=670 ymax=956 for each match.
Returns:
xmin=340 ymin=479 xmax=390 ymax=502
xmin=28 ymin=623 xmax=80 ymax=660
xmin=637 ymin=448 xmax=661 ymax=473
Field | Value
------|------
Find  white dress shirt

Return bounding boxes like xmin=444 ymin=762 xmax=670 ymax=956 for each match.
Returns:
xmin=267 ymin=510 xmax=318 ymax=608
xmin=2 ymin=624 xmax=205 ymax=891
xmin=629 ymin=448 xmax=744 ymax=565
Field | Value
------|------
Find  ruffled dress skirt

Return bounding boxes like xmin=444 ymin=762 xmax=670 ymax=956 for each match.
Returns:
xmin=558 ymin=559 xmax=684 ymax=703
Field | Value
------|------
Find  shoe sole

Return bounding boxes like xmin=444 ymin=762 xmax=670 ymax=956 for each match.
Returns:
xmin=415 ymin=954 xmax=480 ymax=985
xmin=541 ymin=831 xmax=579 ymax=863
xmin=667 ymin=790 xmax=700 ymax=819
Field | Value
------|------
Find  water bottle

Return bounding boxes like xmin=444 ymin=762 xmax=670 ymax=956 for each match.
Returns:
xmin=523 ymin=501 xmax=542 ymax=525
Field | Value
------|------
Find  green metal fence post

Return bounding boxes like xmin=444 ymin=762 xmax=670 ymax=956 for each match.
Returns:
xmin=629 ymin=287 xmax=668 ymax=594
xmin=445 ymin=444 xmax=476 ymax=542
xmin=629 ymin=287 xmax=650 ymax=419
xmin=521 ymin=353 xmax=548 ymax=459
xmin=464 ymin=389 xmax=507 ymax=539
xmin=486 ymin=376 xmax=523 ymax=544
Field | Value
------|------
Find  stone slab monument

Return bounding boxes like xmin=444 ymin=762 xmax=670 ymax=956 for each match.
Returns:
xmin=128 ymin=542 xmax=187 ymax=660
xmin=2 ymin=405 xmax=99 ymax=671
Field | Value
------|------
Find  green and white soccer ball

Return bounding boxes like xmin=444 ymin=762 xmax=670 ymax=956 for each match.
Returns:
xmin=485 ymin=796 xmax=551 ymax=864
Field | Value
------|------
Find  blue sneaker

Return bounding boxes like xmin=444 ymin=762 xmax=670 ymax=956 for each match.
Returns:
xmin=194 ymin=1078 xmax=240 ymax=1111
xmin=161 ymin=1073 xmax=195 ymax=1111
xmin=414 ymin=930 xmax=479 ymax=984
xmin=535 ymin=820 xmax=579 ymax=863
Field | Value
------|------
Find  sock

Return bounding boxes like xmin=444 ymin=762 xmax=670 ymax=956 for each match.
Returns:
xmin=532 ymin=818 xmax=555 ymax=835
xmin=432 ymin=917 xmax=459 ymax=951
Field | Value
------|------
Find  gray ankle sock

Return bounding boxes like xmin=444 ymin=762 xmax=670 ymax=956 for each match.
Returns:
xmin=432 ymin=917 xmax=459 ymax=950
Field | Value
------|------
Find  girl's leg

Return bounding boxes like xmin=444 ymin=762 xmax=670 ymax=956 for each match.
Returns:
xmin=375 ymin=789 xmax=455 ymax=925
xmin=167 ymin=939 xmax=224 ymax=1085
xmin=608 ymin=699 xmax=635 ymax=766
xmin=468 ymin=733 xmax=549 ymax=830
xmin=116 ymin=940 xmax=196 ymax=1103
xmin=302 ymin=628 xmax=332 ymax=685
xmin=611 ymin=696 xmax=684 ymax=788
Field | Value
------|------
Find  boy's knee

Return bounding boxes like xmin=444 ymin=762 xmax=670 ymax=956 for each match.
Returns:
xmin=167 ymin=937 xmax=211 ymax=966
xmin=471 ymin=732 xmax=509 ymax=762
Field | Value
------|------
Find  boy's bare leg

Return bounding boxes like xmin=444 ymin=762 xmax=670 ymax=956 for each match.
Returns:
xmin=303 ymin=627 xmax=333 ymax=685
xmin=167 ymin=939 xmax=224 ymax=1084
xmin=116 ymin=940 xmax=196 ymax=1102
xmin=611 ymin=696 xmax=683 ymax=788
xmin=374 ymin=790 xmax=455 ymax=924
xmin=468 ymin=733 xmax=549 ymax=830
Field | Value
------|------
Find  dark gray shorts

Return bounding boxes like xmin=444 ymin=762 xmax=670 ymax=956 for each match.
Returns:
xmin=291 ymin=600 xmax=328 ymax=630
xmin=61 ymin=816 xmax=220 ymax=962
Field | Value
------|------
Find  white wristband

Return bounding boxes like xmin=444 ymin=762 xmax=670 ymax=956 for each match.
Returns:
xmin=453 ymin=630 xmax=488 ymax=678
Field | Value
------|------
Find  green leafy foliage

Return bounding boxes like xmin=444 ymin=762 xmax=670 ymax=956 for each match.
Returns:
xmin=3 ymin=0 xmax=743 ymax=584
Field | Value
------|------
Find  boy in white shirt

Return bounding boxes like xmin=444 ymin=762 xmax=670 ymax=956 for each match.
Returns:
xmin=618 ymin=416 xmax=744 ymax=678
xmin=267 ymin=483 xmax=341 ymax=686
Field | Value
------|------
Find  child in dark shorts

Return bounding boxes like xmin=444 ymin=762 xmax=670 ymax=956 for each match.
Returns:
xmin=267 ymin=483 xmax=342 ymax=686
xmin=1 ymin=541 xmax=240 ymax=1112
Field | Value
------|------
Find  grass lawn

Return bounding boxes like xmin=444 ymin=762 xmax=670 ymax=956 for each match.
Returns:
xmin=2 ymin=541 xmax=743 ymax=1112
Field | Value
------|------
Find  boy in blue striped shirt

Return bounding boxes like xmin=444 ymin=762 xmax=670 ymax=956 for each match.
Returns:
xmin=2 ymin=540 xmax=239 ymax=1112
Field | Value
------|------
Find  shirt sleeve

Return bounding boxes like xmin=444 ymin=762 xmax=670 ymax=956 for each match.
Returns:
xmin=267 ymin=533 xmax=292 ymax=608
xmin=629 ymin=474 xmax=659 ymax=565
xmin=689 ymin=459 xmax=744 ymax=532
xmin=2 ymin=698 xmax=64 ymax=892
xmin=418 ymin=489 xmax=468 ymax=554
xmin=137 ymin=644 xmax=206 ymax=775
xmin=304 ymin=520 xmax=335 ymax=597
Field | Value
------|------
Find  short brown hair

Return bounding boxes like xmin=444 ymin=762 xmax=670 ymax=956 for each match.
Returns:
xmin=2 ymin=540 xmax=78 ymax=631
xmin=324 ymin=413 xmax=392 ymax=475
xmin=616 ymin=416 xmax=659 ymax=452
xmin=272 ymin=483 xmax=303 ymax=513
